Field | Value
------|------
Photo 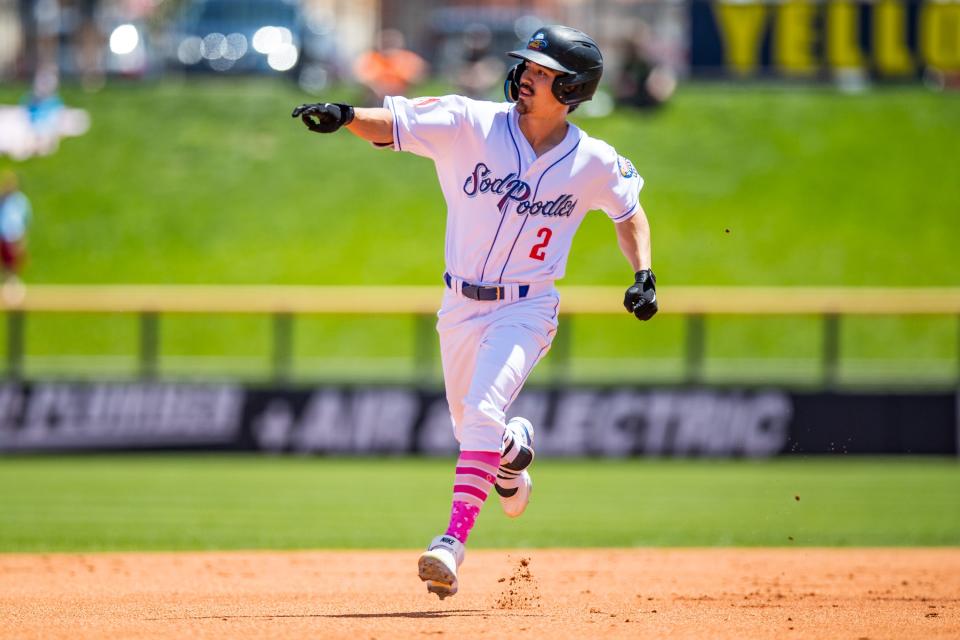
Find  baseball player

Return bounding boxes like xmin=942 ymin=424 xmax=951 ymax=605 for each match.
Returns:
xmin=292 ymin=25 xmax=657 ymax=599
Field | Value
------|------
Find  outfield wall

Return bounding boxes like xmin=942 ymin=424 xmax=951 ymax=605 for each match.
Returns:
xmin=0 ymin=382 xmax=955 ymax=456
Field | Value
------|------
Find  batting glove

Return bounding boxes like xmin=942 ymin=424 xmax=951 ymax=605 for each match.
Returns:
xmin=624 ymin=269 xmax=658 ymax=321
xmin=291 ymin=103 xmax=355 ymax=134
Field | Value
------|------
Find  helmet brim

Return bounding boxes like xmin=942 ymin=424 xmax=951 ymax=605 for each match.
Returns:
xmin=507 ymin=50 xmax=574 ymax=74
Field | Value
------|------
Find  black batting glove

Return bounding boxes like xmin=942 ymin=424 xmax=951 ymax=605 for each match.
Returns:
xmin=291 ymin=103 xmax=355 ymax=134
xmin=623 ymin=269 xmax=658 ymax=321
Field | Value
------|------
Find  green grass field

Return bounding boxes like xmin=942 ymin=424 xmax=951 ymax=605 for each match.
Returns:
xmin=1 ymin=455 xmax=957 ymax=551
xmin=0 ymin=80 xmax=958 ymax=382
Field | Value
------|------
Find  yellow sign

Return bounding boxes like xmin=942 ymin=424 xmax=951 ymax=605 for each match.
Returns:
xmin=701 ymin=0 xmax=960 ymax=77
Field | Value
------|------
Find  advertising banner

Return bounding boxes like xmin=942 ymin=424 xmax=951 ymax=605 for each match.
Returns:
xmin=689 ymin=0 xmax=960 ymax=79
xmin=0 ymin=382 xmax=955 ymax=456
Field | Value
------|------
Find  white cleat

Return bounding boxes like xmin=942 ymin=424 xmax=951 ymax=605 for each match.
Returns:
xmin=418 ymin=534 xmax=465 ymax=600
xmin=496 ymin=417 xmax=535 ymax=518
xmin=499 ymin=469 xmax=532 ymax=518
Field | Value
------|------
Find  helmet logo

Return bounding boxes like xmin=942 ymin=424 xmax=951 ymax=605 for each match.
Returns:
xmin=528 ymin=33 xmax=548 ymax=50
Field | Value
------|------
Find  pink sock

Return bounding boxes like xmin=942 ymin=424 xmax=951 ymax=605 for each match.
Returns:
xmin=445 ymin=450 xmax=500 ymax=543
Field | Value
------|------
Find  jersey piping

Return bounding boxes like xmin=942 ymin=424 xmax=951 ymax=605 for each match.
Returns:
xmin=479 ymin=113 xmax=524 ymax=282
xmin=612 ymin=201 xmax=638 ymax=222
xmin=391 ymin=96 xmax=402 ymax=151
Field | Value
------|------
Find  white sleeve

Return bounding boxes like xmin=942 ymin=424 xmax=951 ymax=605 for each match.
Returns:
xmin=594 ymin=152 xmax=645 ymax=223
xmin=382 ymin=95 xmax=469 ymax=161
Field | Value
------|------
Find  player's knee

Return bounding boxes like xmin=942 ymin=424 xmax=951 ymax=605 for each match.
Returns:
xmin=461 ymin=397 xmax=504 ymax=429
xmin=459 ymin=422 xmax=503 ymax=453
xmin=459 ymin=399 xmax=506 ymax=452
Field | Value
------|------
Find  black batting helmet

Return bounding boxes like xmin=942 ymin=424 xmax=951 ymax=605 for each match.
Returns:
xmin=504 ymin=25 xmax=603 ymax=107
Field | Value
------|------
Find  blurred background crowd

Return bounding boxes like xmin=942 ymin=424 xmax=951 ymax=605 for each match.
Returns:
xmin=0 ymin=0 xmax=688 ymax=104
xmin=2 ymin=0 xmax=956 ymax=157
xmin=3 ymin=0 xmax=958 ymax=160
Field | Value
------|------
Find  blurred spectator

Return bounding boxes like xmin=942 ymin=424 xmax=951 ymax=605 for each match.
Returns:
xmin=453 ymin=23 xmax=505 ymax=100
xmin=353 ymin=29 xmax=428 ymax=106
xmin=76 ymin=0 xmax=106 ymax=90
xmin=613 ymin=24 xmax=676 ymax=110
xmin=0 ymin=66 xmax=90 ymax=160
xmin=0 ymin=170 xmax=32 ymax=294
xmin=22 ymin=65 xmax=65 ymax=138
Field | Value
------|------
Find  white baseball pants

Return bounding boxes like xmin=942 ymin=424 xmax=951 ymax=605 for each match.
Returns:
xmin=437 ymin=284 xmax=560 ymax=452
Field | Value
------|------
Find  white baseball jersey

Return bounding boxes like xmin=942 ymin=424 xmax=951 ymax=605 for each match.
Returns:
xmin=383 ymin=95 xmax=643 ymax=285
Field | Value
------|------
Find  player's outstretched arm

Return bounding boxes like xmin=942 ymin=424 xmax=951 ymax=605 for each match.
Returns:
xmin=291 ymin=103 xmax=394 ymax=146
xmin=615 ymin=204 xmax=658 ymax=321
xmin=345 ymin=108 xmax=394 ymax=145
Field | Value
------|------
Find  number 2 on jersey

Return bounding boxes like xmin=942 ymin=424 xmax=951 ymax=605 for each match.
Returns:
xmin=529 ymin=227 xmax=552 ymax=261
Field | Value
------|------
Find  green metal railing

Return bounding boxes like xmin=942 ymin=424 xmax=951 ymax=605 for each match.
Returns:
xmin=3 ymin=285 xmax=960 ymax=386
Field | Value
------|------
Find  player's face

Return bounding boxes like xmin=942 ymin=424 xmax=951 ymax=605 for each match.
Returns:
xmin=516 ymin=62 xmax=566 ymax=117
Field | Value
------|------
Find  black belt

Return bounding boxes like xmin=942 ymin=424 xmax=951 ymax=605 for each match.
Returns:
xmin=444 ymin=272 xmax=530 ymax=301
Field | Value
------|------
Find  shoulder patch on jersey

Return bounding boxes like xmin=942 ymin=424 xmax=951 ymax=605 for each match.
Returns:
xmin=413 ymin=97 xmax=440 ymax=108
xmin=617 ymin=155 xmax=638 ymax=179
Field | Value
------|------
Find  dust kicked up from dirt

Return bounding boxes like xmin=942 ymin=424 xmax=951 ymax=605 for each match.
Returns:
xmin=495 ymin=556 xmax=542 ymax=609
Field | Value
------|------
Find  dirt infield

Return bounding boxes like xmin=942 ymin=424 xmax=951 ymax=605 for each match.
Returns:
xmin=1 ymin=549 xmax=958 ymax=639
